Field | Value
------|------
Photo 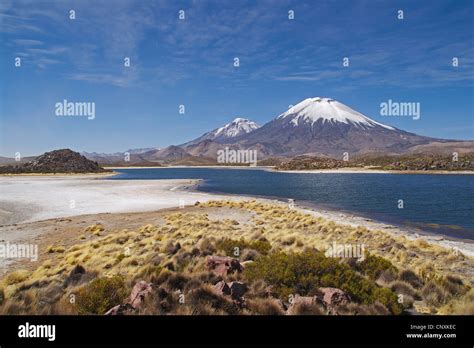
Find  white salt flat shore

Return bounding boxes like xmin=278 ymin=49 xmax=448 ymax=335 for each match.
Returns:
xmin=0 ymin=174 xmax=473 ymax=257
xmin=0 ymin=174 xmax=240 ymax=225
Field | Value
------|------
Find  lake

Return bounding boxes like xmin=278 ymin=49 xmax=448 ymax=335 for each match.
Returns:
xmin=109 ymin=167 xmax=474 ymax=240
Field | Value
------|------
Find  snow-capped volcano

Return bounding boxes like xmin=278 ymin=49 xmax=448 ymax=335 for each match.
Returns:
xmin=81 ymin=96 xmax=469 ymax=165
xmin=278 ymin=97 xmax=395 ymax=130
xmin=183 ymin=117 xmax=260 ymax=145
xmin=225 ymin=97 xmax=435 ymax=157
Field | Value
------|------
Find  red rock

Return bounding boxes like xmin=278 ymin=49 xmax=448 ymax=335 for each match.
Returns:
xmin=129 ymin=281 xmax=153 ymax=309
xmin=206 ymin=256 xmax=242 ymax=276
xmin=319 ymin=287 xmax=350 ymax=307
xmin=105 ymin=280 xmax=152 ymax=315
xmin=104 ymin=303 xmax=135 ymax=315
xmin=317 ymin=287 xmax=350 ymax=314
xmin=214 ymin=280 xmax=231 ymax=295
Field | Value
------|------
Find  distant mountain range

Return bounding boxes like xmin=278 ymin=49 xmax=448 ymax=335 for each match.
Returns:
xmin=2 ymin=97 xmax=473 ymax=166
xmin=79 ymin=147 xmax=161 ymax=166
xmin=147 ymin=97 xmax=473 ymax=165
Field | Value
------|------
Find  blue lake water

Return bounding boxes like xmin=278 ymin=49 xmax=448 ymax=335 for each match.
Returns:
xmin=108 ymin=168 xmax=474 ymax=240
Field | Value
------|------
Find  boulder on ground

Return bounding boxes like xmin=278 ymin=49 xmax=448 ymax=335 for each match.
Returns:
xmin=318 ymin=287 xmax=350 ymax=307
xmin=105 ymin=280 xmax=152 ymax=315
xmin=317 ymin=287 xmax=350 ymax=314
xmin=213 ymin=280 xmax=231 ymax=296
xmin=213 ymin=280 xmax=247 ymax=304
xmin=228 ymin=281 xmax=247 ymax=300
xmin=129 ymin=281 xmax=153 ymax=309
xmin=206 ymin=256 xmax=242 ymax=276
xmin=286 ymin=295 xmax=318 ymax=315
xmin=104 ymin=303 xmax=135 ymax=315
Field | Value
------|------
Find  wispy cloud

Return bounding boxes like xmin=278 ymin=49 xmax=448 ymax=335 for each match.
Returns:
xmin=13 ymin=38 xmax=42 ymax=45
xmin=67 ymin=67 xmax=140 ymax=87
xmin=1 ymin=0 xmax=473 ymax=88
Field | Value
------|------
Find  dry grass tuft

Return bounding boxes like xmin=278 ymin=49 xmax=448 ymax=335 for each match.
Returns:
xmin=246 ymin=298 xmax=285 ymax=315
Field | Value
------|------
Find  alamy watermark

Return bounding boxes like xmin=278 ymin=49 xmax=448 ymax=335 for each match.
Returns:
xmin=18 ymin=322 xmax=55 ymax=341
xmin=0 ymin=242 xmax=38 ymax=262
xmin=380 ymin=99 xmax=420 ymax=120
xmin=55 ymin=99 xmax=95 ymax=120
xmin=325 ymin=242 xmax=365 ymax=261
xmin=217 ymin=147 xmax=257 ymax=166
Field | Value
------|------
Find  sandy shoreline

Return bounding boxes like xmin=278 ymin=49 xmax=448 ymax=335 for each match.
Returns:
xmin=0 ymin=174 xmax=473 ymax=272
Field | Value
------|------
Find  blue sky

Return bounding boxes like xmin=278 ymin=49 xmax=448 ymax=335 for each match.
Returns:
xmin=0 ymin=0 xmax=473 ymax=156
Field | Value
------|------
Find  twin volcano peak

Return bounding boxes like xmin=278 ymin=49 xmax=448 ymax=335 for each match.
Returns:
xmin=278 ymin=97 xmax=395 ymax=130
xmin=213 ymin=117 xmax=260 ymax=138
xmin=181 ymin=116 xmax=260 ymax=146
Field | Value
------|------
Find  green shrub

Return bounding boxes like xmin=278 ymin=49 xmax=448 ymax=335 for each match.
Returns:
xmin=243 ymin=250 xmax=402 ymax=314
xmin=356 ymin=253 xmax=397 ymax=280
xmin=215 ymin=238 xmax=271 ymax=257
xmin=75 ymin=276 xmax=128 ymax=314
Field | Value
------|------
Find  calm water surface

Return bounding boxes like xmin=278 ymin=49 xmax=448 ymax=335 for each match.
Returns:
xmin=108 ymin=168 xmax=474 ymax=240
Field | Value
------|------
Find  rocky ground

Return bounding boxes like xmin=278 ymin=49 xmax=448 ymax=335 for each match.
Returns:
xmin=278 ymin=156 xmax=353 ymax=170
xmin=276 ymin=153 xmax=474 ymax=172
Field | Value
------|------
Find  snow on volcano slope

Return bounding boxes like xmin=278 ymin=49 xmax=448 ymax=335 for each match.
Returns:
xmin=278 ymin=97 xmax=395 ymax=130
xmin=212 ymin=118 xmax=260 ymax=138
xmin=183 ymin=118 xmax=260 ymax=146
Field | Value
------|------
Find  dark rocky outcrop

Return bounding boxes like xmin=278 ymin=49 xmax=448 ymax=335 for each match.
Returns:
xmin=368 ymin=153 xmax=474 ymax=171
xmin=276 ymin=153 xmax=474 ymax=171
xmin=0 ymin=149 xmax=110 ymax=174
xmin=277 ymin=156 xmax=355 ymax=170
